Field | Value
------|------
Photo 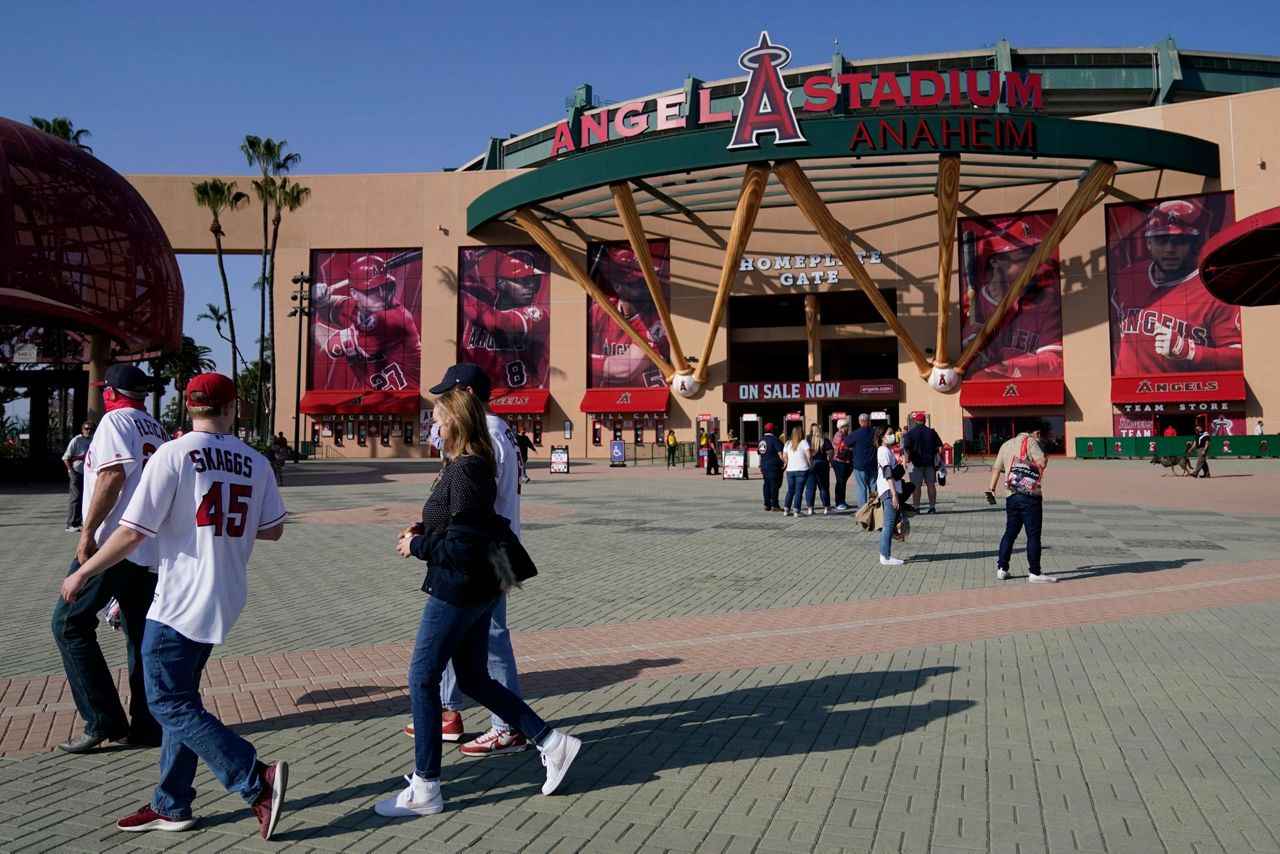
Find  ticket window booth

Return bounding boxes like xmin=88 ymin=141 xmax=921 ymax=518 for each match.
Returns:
xmin=380 ymin=420 xmax=392 ymax=447
xmin=356 ymin=419 xmax=368 ymax=446
xmin=829 ymin=411 xmax=848 ymax=436
xmin=612 ymin=420 xmax=624 ymax=442
xmin=740 ymin=415 xmax=761 ymax=468
xmin=311 ymin=423 xmax=320 ymax=445
xmin=592 ymin=420 xmax=603 ymax=446
xmin=531 ymin=416 xmax=543 ymax=446
xmin=633 ymin=419 xmax=644 ymax=446
xmin=784 ymin=411 xmax=804 ymax=440
xmin=654 ymin=416 xmax=665 ymax=444
xmin=696 ymin=414 xmax=714 ymax=467
xmin=403 ymin=421 xmax=414 ymax=446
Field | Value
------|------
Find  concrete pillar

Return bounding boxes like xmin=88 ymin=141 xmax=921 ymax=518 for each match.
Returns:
xmin=86 ymin=333 xmax=111 ymax=422
xmin=804 ymin=293 xmax=822 ymax=430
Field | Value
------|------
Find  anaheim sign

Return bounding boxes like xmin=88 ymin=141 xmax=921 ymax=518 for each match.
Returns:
xmin=550 ymin=32 xmax=1042 ymax=157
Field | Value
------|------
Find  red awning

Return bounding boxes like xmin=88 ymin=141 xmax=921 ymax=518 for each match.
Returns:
xmin=1111 ymin=373 xmax=1246 ymax=403
xmin=1200 ymin=204 xmax=1280 ymax=306
xmin=489 ymin=389 xmax=551 ymax=414
xmin=580 ymin=387 xmax=670 ymax=414
xmin=299 ymin=389 xmax=419 ymax=415
xmin=961 ymin=378 xmax=1064 ymax=408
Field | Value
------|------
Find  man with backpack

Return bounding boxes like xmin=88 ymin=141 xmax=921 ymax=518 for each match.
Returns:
xmin=986 ymin=421 xmax=1057 ymax=583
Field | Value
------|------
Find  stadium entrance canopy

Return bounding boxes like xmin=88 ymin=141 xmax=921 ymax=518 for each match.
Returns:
xmin=467 ymin=32 xmax=1220 ymax=399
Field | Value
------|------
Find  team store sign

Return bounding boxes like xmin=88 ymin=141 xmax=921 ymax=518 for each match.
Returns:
xmin=548 ymin=31 xmax=1043 ymax=158
xmin=739 ymin=251 xmax=882 ymax=286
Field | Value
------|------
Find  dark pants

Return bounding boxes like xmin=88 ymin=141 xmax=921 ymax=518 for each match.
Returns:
xmin=706 ymin=453 xmax=719 ymax=475
xmin=411 ymin=596 xmax=550 ymax=780
xmin=761 ymin=469 xmax=782 ymax=509
xmin=52 ymin=557 xmax=160 ymax=739
xmin=832 ymin=460 xmax=851 ymax=506
xmin=143 ymin=620 xmax=261 ymax=820
xmin=998 ymin=493 xmax=1044 ymax=576
xmin=805 ymin=461 xmax=831 ymax=509
xmin=1192 ymin=451 xmax=1210 ymax=478
xmin=67 ymin=472 xmax=83 ymax=528
xmin=666 ymin=446 xmax=677 ymax=467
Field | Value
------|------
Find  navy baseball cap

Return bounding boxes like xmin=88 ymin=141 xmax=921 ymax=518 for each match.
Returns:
xmin=92 ymin=363 xmax=156 ymax=396
xmin=429 ymin=364 xmax=491 ymax=401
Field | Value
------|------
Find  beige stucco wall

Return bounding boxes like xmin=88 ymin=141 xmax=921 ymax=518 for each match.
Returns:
xmin=127 ymin=88 xmax=1280 ymax=460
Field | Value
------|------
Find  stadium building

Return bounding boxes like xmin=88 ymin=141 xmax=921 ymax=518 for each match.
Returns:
xmin=128 ymin=37 xmax=1280 ymax=460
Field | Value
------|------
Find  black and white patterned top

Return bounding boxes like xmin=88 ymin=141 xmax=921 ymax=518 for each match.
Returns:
xmin=421 ymin=456 xmax=496 ymax=535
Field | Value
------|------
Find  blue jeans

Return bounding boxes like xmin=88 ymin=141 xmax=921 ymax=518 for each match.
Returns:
xmin=783 ymin=471 xmax=807 ymax=511
xmin=142 ymin=621 xmax=261 ymax=820
xmin=999 ymin=493 xmax=1044 ymax=575
xmin=831 ymin=461 xmax=851 ymax=506
xmin=440 ymin=593 xmax=521 ymax=730
xmin=52 ymin=558 xmax=159 ymax=740
xmin=879 ymin=492 xmax=898 ymax=558
xmin=411 ymin=596 xmax=550 ymax=780
xmin=854 ymin=469 xmax=873 ymax=509
xmin=804 ymin=462 xmax=831 ymax=509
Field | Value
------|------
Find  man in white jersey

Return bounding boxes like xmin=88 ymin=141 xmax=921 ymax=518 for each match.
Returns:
xmin=60 ymin=373 xmax=290 ymax=840
xmin=401 ymin=363 xmax=529 ymax=756
xmin=52 ymin=363 xmax=167 ymax=753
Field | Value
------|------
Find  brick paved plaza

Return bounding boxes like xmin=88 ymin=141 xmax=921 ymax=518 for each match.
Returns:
xmin=2 ymin=456 xmax=1279 ymax=853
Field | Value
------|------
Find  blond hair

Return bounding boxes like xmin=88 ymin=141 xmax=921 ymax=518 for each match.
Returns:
xmin=787 ymin=426 xmax=805 ymax=451
xmin=433 ymin=389 xmax=496 ymax=474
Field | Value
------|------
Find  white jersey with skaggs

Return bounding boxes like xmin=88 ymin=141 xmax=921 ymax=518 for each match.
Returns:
xmin=83 ymin=406 xmax=169 ymax=567
xmin=485 ymin=413 xmax=521 ymax=538
xmin=119 ymin=431 xmax=287 ymax=645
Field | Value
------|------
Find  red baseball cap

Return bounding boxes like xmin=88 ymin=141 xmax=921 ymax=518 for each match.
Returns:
xmin=764 ymin=422 xmax=776 ymax=432
xmin=184 ymin=373 xmax=238 ymax=410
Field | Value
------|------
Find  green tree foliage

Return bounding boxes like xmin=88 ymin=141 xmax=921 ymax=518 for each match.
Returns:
xmin=29 ymin=116 xmax=92 ymax=153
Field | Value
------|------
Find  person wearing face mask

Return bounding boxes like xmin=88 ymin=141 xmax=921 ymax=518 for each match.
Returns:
xmin=874 ymin=426 xmax=908 ymax=566
xmin=51 ymin=364 xmax=168 ymax=754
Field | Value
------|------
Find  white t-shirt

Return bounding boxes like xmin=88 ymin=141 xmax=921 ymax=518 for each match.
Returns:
xmin=83 ymin=406 xmax=169 ymax=567
xmin=62 ymin=434 xmax=91 ymax=473
xmin=876 ymin=444 xmax=902 ymax=497
xmin=783 ymin=439 xmax=811 ymax=472
xmin=486 ymin=413 xmax=521 ymax=538
xmin=119 ymin=431 xmax=287 ymax=645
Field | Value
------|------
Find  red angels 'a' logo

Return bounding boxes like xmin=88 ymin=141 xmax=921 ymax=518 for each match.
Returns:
xmin=1003 ymin=383 xmax=1019 ymax=397
xmin=616 ymin=392 xmax=632 ymax=405
xmin=728 ymin=31 xmax=807 ymax=150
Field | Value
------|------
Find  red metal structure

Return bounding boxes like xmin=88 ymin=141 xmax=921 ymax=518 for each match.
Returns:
xmin=0 ymin=116 xmax=182 ymax=354
xmin=1200 ymin=205 xmax=1280 ymax=306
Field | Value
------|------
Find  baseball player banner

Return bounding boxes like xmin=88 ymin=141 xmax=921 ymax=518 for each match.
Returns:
xmin=1106 ymin=192 xmax=1242 ymax=400
xmin=308 ymin=250 xmax=423 ymax=393
xmin=457 ymin=247 xmax=552 ymax=393
xmin=959 ymin=211 xmax=1064 ymax=384
xmin=586 ymin=240 xmax=671 ymax=389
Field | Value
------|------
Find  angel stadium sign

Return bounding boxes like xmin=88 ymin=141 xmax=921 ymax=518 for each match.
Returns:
xmin=548 ymin=31 xmax=1043 ymax=157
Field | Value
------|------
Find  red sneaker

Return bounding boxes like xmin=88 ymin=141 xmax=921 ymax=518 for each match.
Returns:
xmin=403 ymin=711 xmax=464 ymax=741
xmin=458 ymin=727 xmax=528 ymax=757
xmin=115 ymin=804 xmax=196 ymax=832
xmin=250 ymin=760 xmax=288 ymax=840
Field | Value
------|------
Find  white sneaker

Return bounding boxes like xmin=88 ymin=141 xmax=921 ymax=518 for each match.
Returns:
xmin=804 ymin=507 xmax=815 ymax=516
xmin=538 ymin=730 xmax=581 ymax=795
xmin=996 ymin=568 xmax=1010 ymax=580
xmin=65 ymin=526 xmax=81 ymax=533
xmin=1028 ymin=573 xmax=1058 ymax=584
xmin=784 ymin=509 xmax=794 ymax=517
xmin=374 ymin=774 xmax=443 ymax=817
xmin=879 ymin=555 xmax=905 ymax=566
xmin=822 ymin=507 xmax=830 ymax=515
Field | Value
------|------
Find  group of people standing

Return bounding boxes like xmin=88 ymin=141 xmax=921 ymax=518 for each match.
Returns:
xmin=757 ymin=413 xmax=946 ymax=566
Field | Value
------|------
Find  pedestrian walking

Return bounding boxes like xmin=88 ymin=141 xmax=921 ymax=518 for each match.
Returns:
xmin=804 ymin=423 xmax=833 ymax=514
xmin=758 ymin=423 xmax=784 ymax=511
xmin=987 ymin=420 xmax=1058 ymax=583
xmin=781 ymin=426 xmax=811 ymax=517
xmin=385 ymin=389 xmax=580 ymax=816
xmin=705 ymin=433 xmax=720 ymax=476
xmin=59 ymin=373 xmax=290 ymax=838
xmin=875 ymin=426 xmax=906 ymax=565
xmin=515 ymin=428 xmax=535 ymax=484
xmin=831 ymin=418 xmax=853 ymax=510
xmin=61 ymin=421 xmax=94 ymax=531
xmin=1191 ymin=426 xmax=1211 ymax=478
xmin=52 ymin=364 xmax=165 ymax=754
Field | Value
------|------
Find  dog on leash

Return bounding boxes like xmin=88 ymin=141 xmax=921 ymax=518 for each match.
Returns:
xmin=1150 ymin=455 xmax=1192 ymax=476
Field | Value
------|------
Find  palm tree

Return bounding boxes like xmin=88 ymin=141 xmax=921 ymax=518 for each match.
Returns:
xmin=192 ymin=179 xmax=249 ymax=420
xmin=241 ymin=136 xmax=301 ymax=441
xmin=152 ymin=337 xmax=216 ymax=427
xmin=29 ymin=116 xmax=92 ymax=153
xmin=266 ymin=177 xmax=311 ymax=432
xmin=197 ymin=303 xmax=248 ymax=367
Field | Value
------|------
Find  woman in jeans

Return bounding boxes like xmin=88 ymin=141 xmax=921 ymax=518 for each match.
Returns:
xmin=875 ymin=426 xmax=906 ymax=566
xmin=804 ymin=423 xmax=833 ymax=515
xmin=380 ymin=391 xmax=581 ymax=817
xmin=781 ymin=426 xmax=811 ymax=517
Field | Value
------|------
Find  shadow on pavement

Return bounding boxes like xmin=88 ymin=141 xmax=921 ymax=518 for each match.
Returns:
xmin=1058 ymin=557 xmax=1202 ymax=581
xmin=238 ymin=657 xmax=687 ymax=736
xmin=270 ymin=665 xmax=970 ymax=839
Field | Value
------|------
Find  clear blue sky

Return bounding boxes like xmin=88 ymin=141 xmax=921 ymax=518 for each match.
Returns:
xmin=4 ymin=0 xmax=1278 ymax=397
